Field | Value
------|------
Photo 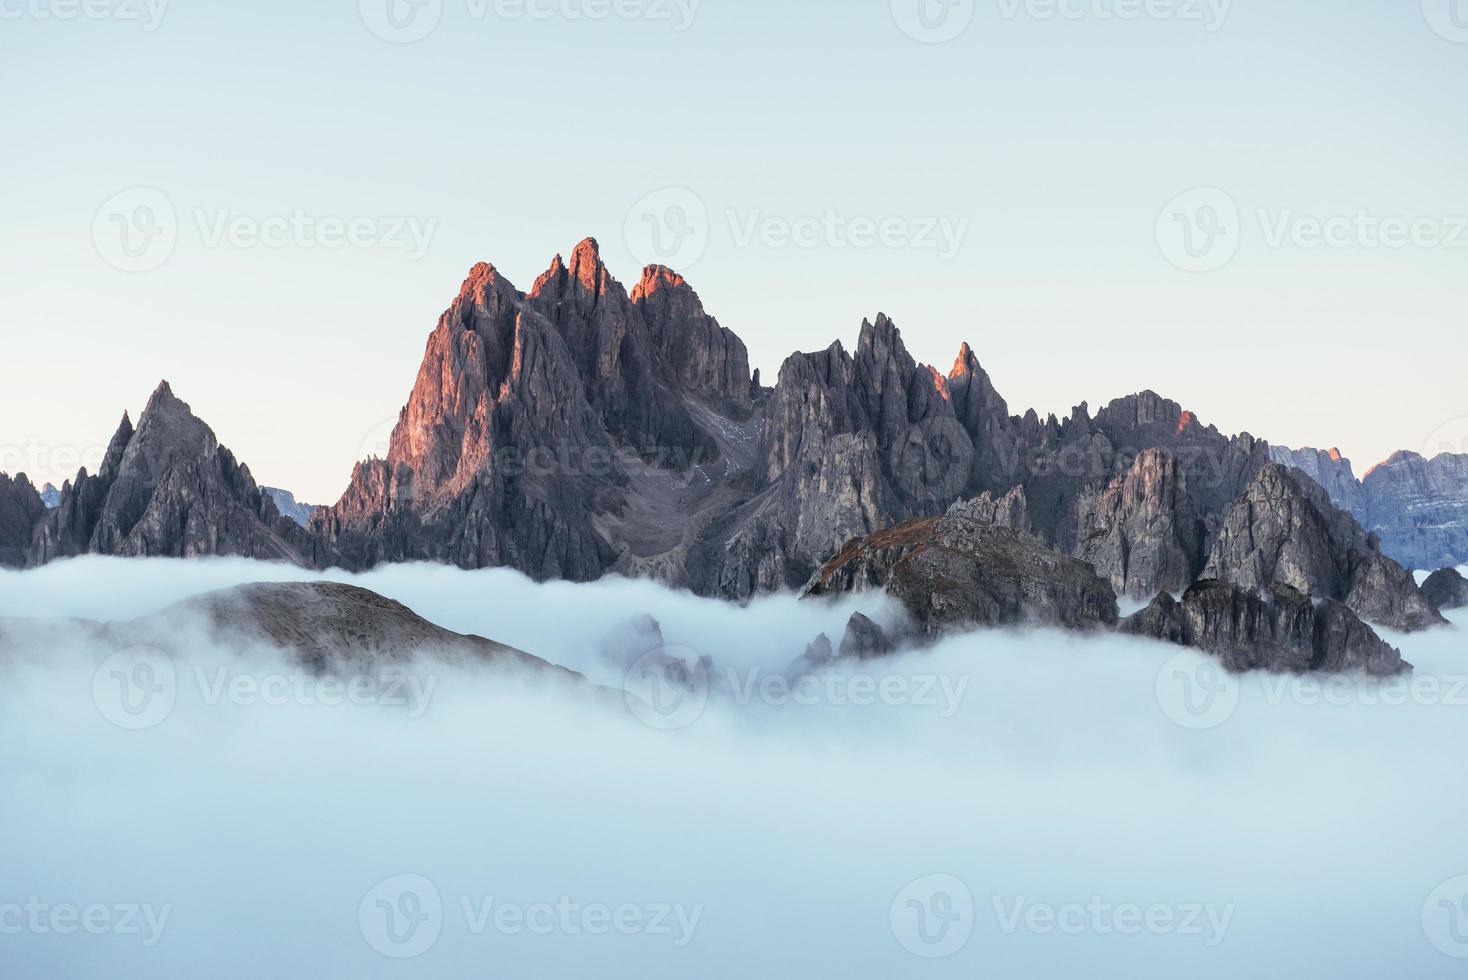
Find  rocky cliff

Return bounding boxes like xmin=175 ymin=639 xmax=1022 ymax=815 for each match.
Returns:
xmin=1272 ymin=445 xmax=1468 ymax=571
xmin=802 ymin=515 xmax=1119 ymax=636
xmin=1201 ymin=464 xmax=1443 ymax=632
xmin=29 ymin=383 xmax=314 ymax=566
xmin=1270 ymin=446 xmax=1363 ymax=513
xmin=0 ymin=473 xmax=45 ymax=568
xmin=1123 ymin=580 xmax=1407 ymax=676
xmin=1421 ymin=567 xmax=1468 ymax=611
xmin=1362 ymin=451 xmax=1468 ymax=571
xmin=1073 ymin=448 xmax=1206 ymax=599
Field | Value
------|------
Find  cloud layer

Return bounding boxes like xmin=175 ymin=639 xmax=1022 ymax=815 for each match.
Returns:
xmin=1 ymin=558 xmax=1466 ymax=978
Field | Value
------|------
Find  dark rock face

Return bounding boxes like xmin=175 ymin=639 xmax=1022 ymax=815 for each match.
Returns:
xmin=838 ymin=612 xmax=891 ymax=660
xmin=947 ymin=343 xmax=1026 ymax=495
xmin=802 ymin=516 xmax=1119 ymax=636
xmin=1421 ymin=567 xmax=1468 ymax=611
xmin=312 ymin=256 xmax=622 ymax=581
xmin=631 ymin=265 xmax=752 ymax=407
xmin=1015 ymin=387 xmax=1268 ymax=563
xmin=1123 ymin=580 xmax=1408 ymax=676
xmin=1202 ymin=464 xmax=1444 ymax=632
xmin=0 ymin=473 xmax=45 ymax=568
xmin=1270 ymin=445 xmax=1468 ymax=572
xmin=1270 ymin=446 xmax=1363 ymax=513
xmin=715 ymin=315 xmax=976 ymax=597
xmin=1074 ymin=449 xmax=1205 ymax=599
xmin=947 ymin=485 xmax=1030 ymax=531
xmin=29 ymin=384 xmax=314 ymax=566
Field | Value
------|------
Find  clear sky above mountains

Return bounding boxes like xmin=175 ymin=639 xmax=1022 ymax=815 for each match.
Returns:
xmin=2 ymin=0 xmax=1465 ymax=501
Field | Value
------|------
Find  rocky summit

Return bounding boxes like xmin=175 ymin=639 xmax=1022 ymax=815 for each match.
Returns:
xmin=1122 ymin=580 xmax=1408 ymax=676
xmin=1202 ymin=464 xmax=1444 ymax=632
xmin=801 ymin=516 xmax=1119 ymax=637
xmin=0 ymin=580 xmax=586 ymax=685
xmin=28 ymin=383 xmax=314 ymax=567
xmin=165 ymin=581 xmax=572 ymax=677
xmin=0 ymin=472 xmax=45 ymax=568
xmin=1421 ymin=567 xmax=1468 ymax=612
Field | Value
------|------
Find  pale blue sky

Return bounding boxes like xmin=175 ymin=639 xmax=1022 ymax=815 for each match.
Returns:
xmin=2 ymin=0 xmax=1466 ymax=500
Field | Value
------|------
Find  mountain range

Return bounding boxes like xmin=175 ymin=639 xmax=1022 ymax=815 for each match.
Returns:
xmin=2 ymin=237 xmax=1464 ymax=669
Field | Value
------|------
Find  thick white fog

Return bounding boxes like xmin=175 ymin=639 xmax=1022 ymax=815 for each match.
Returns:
xmin=2 ymin=558 xmax=1467 ymax=979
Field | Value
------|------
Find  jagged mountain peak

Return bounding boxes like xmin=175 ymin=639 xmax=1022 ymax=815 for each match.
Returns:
xmin=631 ymin=263 xmax=690 ymax=302
xmin=859 ymin=312 xmax=901 ymax=341
xmin=457 ymin=261 xmax=518 ymax=303
xmin=129 ymin=381 xmax=217 ymax=461
xmin=28 ymin=381 xmax=314 ymax=566
xmin=948 ymin=341 xmax=995 ymax=383
xmin=531 ymin=237 xmax=608 ymax=297
xmin=1204 ymin=462 xmax=1444 ymax=631
xmin=1365 ymin=449 xmax=1427 ymax=478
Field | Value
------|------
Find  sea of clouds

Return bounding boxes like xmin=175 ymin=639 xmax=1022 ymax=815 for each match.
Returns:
xmin=1 ymin=557 xmax=1466 ymax=978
